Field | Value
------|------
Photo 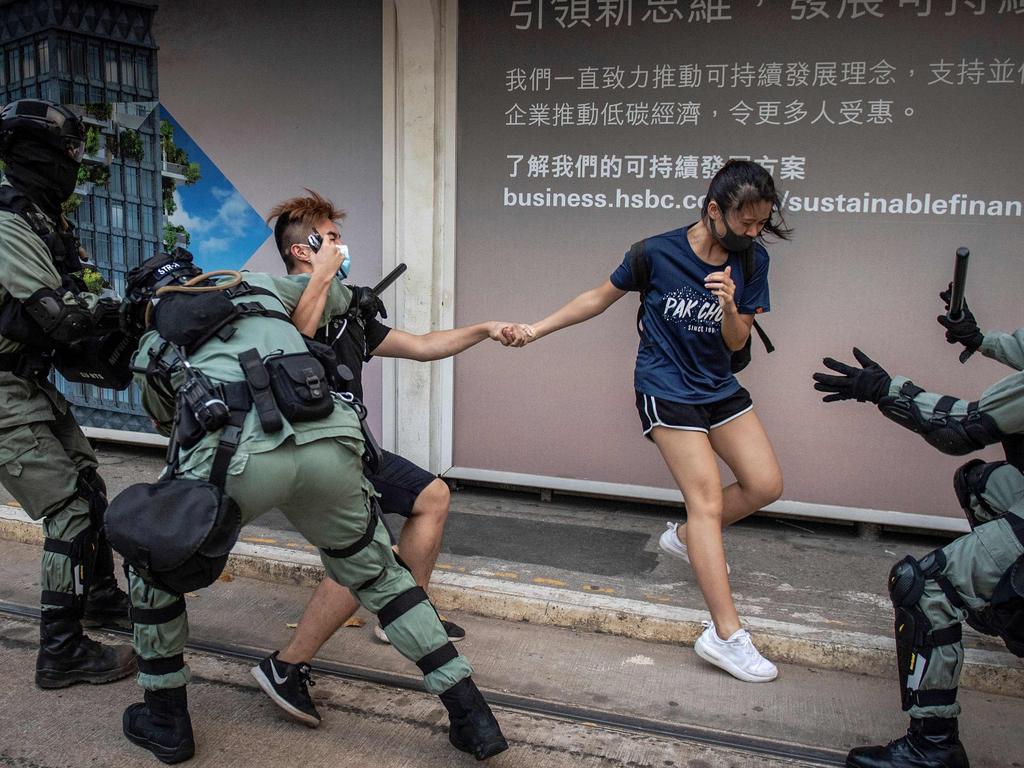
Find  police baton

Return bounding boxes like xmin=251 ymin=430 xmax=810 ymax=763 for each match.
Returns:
xmin=947 ymin=247 xmax=975 ymax=364
xmin=370 ymin=262 xmax=407 ymax=297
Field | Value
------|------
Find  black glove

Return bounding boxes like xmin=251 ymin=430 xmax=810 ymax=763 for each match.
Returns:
xmin=937 ymin=287 xmax=983 ymax=353
xmin=351 ymin=286 xmax=387 ymax=321
xmin=812 ymin=347 xmax=892 ymax=404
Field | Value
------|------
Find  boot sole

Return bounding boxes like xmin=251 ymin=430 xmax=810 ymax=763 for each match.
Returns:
xmin=36 ymin=656 xmax=137 ymax=689
xmin=123 ymin=727 xmax=195 ymax=764
xmin=451 ymin=734 xmax=510 ymax=761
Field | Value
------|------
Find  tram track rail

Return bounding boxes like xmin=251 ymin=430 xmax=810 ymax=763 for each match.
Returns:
xmin=1 ymin=599 xmax=847 ymax=766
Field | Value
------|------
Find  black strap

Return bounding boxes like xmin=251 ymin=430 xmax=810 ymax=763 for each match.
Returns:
xmin=900 ymin=381 xmax=926 ymax=401
xmin=238 ymin=348 xmax=283 ymax=434
xmin=40 ymin=590 xmax=75 ymax=607
xmin=416 ymin=642 xmax=460 ymax=675
xmin=137 ymin=653 xmax=186 ymax=676
xmin=131 ymin=597 xmax=187 ymax=625
xmin=321 ymin=509 xmax=379 ymax=560
xmin=934 ymin=395 xmax=957 ymax=418
xmin=908 ymin=687 xmax=958 ymax=708
xmin=208 ymin=412 xmax=246 ymax=490
xmin=377 ymin=586 xmax=430 ymax=629
xmin=927 ymin=624 xmax=963 ymax=648
xmin=43 ymin=537 xmax=74 ymax=556
xmin=1007 ymin=512 xmax=1024 ymax=547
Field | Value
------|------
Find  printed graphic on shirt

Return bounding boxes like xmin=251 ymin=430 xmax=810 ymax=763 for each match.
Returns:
xmin=662 ymin=286 xmax=722 ymax=335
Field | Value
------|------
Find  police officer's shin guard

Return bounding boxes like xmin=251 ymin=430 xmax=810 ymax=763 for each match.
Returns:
xmin=35 ymin=607 xmax=136 ymax=689
xmin=438 ymin=677 xmax=509 ymax=760
xmin=846 ymin=717 xmax=969 ymax=768
xmin=123 ymin=687 xmax=196 ymax=765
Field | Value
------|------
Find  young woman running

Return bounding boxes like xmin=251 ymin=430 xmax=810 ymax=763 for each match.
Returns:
xmin=508 ymin=160 xmax=790 ymax=682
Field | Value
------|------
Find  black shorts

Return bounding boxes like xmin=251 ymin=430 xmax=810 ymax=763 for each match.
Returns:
xmin=365 ymin=449 xmax=437 ymax=518
xmin=635 ymin=388 xmax=753 ymax=440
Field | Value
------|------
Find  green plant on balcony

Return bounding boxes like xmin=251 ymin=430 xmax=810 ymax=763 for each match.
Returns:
xmin=119 ymin=129 xmax=145 ymax=163
xmin=163 ymin=222 xmax=191 ymax=252
xmin=83 ymin=102 xmax=113 ymax=122
xmin=61 ymin=193 xmax=83 ymax=216
xmin=84 ymin=127 xmax=101 ymax=157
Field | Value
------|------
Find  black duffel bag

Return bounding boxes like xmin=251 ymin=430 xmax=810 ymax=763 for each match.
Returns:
xmin=104 ymin=478 xmax=242 ymax=595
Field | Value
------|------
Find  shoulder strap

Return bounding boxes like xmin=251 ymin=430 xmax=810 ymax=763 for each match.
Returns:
xmin=739 ymin=244 xmax=774 ymax=355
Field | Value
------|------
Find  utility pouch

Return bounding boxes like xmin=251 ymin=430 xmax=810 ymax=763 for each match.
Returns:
xmin=239 ymin=348 xmax=283 ymax=433
xmin=0 ymin=297 xmax=43 ymax=346
xmin=303 ymin=337 xmax=350 ymax=391
xmin=266 ymin=352 xmax=334 ymax=423
xmin=104 ymin=478 xmax=241 ymax=595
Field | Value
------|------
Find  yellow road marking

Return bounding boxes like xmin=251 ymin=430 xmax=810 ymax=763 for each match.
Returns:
xmin=583 ymin=585 xmax=615 ymax=594
xmin=532 ymin=577 xmax=567 ymax=587
xmin=494 ymin=571 xmax=519 ymax=580
xmin=241 ymin=537 xmax=277 ymax=544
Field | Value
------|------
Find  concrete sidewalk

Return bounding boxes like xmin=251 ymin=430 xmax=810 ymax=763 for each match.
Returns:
xmin=1 ymin=441 xmax=1021 ymax=698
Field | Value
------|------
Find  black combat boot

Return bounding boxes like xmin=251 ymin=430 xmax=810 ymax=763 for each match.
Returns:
xmin=35 ymin=608 xmax=137 ymax=689
xmin=82 ymin=574 xmax=132 ymax=629
xmin=439 ymin=677 xmax=509 ymax=760
xmin=846 ymin=717 xmax=969 ymax=768
xmin=123 ymin=687 xmax=196 ymax=764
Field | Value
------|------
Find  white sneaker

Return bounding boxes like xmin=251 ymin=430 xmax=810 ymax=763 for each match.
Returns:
xmin=373 ymin=624 xmax=391 ymax=644
xmin=658 ymin=522 xmax=730 ymax=574
xmin=693 ymin=621 xmax=777 ymax=683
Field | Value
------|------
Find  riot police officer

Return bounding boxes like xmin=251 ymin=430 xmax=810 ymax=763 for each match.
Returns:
xmin=112 ymin=253 xmax=508 ymax=763
xmin=0 ymin=99 xmax=134 ymax=688
xmin=813 ymin=292 xmax=1024 ymax=768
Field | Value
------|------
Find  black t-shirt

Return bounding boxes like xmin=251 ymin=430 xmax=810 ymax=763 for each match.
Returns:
xmin=317 ymin=291 xmax=391 ymax=401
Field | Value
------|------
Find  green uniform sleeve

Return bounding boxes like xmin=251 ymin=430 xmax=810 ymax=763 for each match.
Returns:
xmin=132 ymin=331 xmax=177 ymax=435
xmin=887 ymin=372 xmax=1024 ymax=437
xmin=980 ymin=328 xmax=1024 ymax=372
xmin=0 ymin=212 xmax=62 ymax=299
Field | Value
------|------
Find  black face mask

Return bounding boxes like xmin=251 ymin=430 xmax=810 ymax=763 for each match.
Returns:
xmin=710 ymin=211 xmax=754 ymax=254
xmin=3 ymin=138 xmax=80 ymax=217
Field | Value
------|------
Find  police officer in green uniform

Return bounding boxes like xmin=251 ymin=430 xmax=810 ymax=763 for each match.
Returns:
xmin=115 ymin=254 xmax=508 ymax=764
xmin=0 ymin=99 xmax=134 ymax=688
xmin=813 ymin=294 xmax=1024 ymax=768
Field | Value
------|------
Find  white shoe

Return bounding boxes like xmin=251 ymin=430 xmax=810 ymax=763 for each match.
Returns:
xmin=658 ymin=522 xmax=730 ymax=574
xmin=693 ymin=621 xmax=777 ymax=683
xmin=373 ymin=624 xmax=391 ymax=644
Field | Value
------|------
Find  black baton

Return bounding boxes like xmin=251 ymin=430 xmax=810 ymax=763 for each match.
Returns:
xmin=370 ymin=263 xmax=407 ymax=297
xmin=947 ymin=247 xmax=975 ymax=363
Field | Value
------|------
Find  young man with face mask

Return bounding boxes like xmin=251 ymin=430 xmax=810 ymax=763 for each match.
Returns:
xmin=0 ymin=99 xmax=134 ymax=688
xmin=252 ymin=191 xmax=513 ymax=727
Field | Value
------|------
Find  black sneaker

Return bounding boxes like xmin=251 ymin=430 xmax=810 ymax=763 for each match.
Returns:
xmin=374 ymin=618 xmax=467 ymax=644
xmin=250 ymin=652 xmax=320 ymax=727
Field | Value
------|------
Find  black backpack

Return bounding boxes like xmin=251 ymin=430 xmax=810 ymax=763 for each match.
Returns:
xmin=627 ymin=238 xmax=773 ymax=373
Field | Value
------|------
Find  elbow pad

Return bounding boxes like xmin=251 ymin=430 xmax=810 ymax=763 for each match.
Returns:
xmin=22 ymin=287 xmax=95 ymax=344
xmin=877 ymin=381 xmax=1002 ymax=456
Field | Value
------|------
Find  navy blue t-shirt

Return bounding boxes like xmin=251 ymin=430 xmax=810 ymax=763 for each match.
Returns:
xmin=610 ymin=226 xmax=771 ymax=404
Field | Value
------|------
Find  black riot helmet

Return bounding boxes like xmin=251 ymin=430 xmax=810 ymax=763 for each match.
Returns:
xmin=0 ymin=100 xmax=87 ymax=215
xmin=122 ymin=249 xmax=205 ymax=334
xmin=0 ymin=99 xmax=86 ymax=161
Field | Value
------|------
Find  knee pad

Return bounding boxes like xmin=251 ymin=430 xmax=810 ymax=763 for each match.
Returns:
xmin=953 ymin=459 xmax=1004 ymax=528
xmin=41 ymin=526 xmax=99 ymax=612
xmin=888 ymin=555 xmax=962 ymax=710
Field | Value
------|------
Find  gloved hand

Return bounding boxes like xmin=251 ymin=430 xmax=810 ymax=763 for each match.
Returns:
xmin=812 ymin=347 xmax=892 ymax=404
xmin=937 ymin=287 xmax=983 ymax=353
xmin=351 ymin=286 xmax=387 ymax=321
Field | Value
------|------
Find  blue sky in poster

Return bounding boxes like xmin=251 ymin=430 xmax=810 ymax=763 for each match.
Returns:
xmin=160 ymin=106 xmax=270 ymax=271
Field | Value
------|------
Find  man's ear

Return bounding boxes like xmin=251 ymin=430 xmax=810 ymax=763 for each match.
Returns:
xmin=707 ymin=199 xmax=722 ymax=221
xmin=290 ymin=243 xmax=310 ymax=265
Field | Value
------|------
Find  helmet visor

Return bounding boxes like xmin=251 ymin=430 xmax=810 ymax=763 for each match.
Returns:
xmin=65 ymin=137 xmax=85 ymax=163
